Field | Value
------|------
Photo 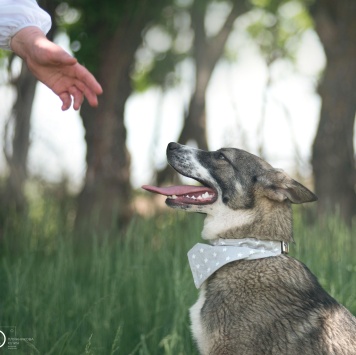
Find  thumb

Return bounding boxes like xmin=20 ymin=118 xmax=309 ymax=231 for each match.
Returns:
xmin=55 ymin=49 xmax=77 ymax=66
xmin=46 ymin=42 xmax=77 ymax=66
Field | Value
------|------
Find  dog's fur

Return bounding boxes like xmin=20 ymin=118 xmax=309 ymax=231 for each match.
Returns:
xmin=164 ymin=142 xmax=356 ymax=355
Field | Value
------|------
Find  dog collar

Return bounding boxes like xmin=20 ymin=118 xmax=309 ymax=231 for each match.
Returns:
xmin=188 ymin=238 xmax=288 ymax=289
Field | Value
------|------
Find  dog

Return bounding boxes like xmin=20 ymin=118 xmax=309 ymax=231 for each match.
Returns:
xmin=143 ymin=142 xmax=356 ymax=355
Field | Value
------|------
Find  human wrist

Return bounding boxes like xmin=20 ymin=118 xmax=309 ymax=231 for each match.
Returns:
xmin=10 ymin=26 xmax=47 ymax=61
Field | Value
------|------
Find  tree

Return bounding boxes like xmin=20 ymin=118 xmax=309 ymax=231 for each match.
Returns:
xmin=63 ymin=0 xmax=171 ymax=230
xmin=134 ymin=0 xmax=248 ymax=183
xmin=3 ymin=58 xmax=37 ymax=214
xmin=163 ymin=0 xmax=246 ymax=184
xmin=177 ymin=0 xmax=246 ymax=150
xmin=310 ymin=0 xmax=356 ymax=223
xmin=227 ymin=0 xmax=356 ymax=222
xmin=242 ymin=0 xmax=313 ymax=160
xmin=1 ymin=1 xmax=59 ymax=215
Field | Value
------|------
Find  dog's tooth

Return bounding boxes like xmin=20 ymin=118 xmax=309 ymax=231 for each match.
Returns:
xmin=201 ymin=192 xmax=212 ymax=199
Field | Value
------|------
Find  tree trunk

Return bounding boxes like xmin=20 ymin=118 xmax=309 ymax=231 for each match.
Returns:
xmin=75 ymin=21 xmax=142 ymax=231
xmin=177 ymin=1 xmax=210 ymax=150
xmin=157 ymin=0 xmax=246 ymax=184
xmin=311 ymin=0 xmax=356 ymax=223
xmin=178 ymin=0 xmax=244 ymax=149
xmin=3 ymin=65 xmax=37 ymax=213
xmin=1 ymin=1 xmax=58 ymax=216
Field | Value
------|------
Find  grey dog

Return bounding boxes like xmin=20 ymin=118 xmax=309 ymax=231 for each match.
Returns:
xmin=143 ymin=142 xmax=356 ymax=355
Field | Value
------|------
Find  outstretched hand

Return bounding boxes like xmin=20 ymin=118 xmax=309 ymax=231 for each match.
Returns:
xmin=11 ymin=27 xmax=103 ymax=111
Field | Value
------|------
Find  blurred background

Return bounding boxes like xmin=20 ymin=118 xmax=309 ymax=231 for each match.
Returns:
xmin=0 ymin=0 xmax=355 ymax=353
xmin=0 ymin=0 xmax=355 ymax=230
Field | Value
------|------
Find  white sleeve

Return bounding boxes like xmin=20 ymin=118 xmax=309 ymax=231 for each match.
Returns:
xmin=0 ymin=0 xmax=52 ymax=50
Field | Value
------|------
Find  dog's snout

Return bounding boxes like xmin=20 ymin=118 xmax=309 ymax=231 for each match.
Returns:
xmin=167 ymin=142 xmax=181 ymax=151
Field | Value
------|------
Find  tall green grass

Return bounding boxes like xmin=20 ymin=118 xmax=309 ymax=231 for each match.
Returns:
xmin=1 ymin=211 xmax=202 ymax=355
xmin=0 ymin=206 xmax=355 ymax=354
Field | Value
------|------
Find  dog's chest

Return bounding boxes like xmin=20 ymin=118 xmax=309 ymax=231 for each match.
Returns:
xmin=188 ymin=257 xmax=292 ymax=353
xmin=189 ymin=285 xmax=209 ymax=355
xmin=188 ymin=264 xmax=260 ymax=355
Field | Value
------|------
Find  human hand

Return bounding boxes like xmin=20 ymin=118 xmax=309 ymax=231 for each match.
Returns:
xmin=11 ymin=27 xmax=103 ymax=111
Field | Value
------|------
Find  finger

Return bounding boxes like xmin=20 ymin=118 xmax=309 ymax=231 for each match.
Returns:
xmin=59 ymin=92 xmax=72 ymax=111
xmin=49 ymin=62 xmax=102 ymax=108
xmin=72 ymin=78 xmax=100 ymax=108
xmin=69 ymin=86 xmax=84 ymax=111
xmin=83 ymin=87 xmax=99 ymax=107
xmin=74 ymin=63 xmax=103 ymax=95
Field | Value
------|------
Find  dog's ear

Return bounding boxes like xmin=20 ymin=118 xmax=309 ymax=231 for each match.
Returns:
xmin=258 ymin=169 xmax=318 ymax=204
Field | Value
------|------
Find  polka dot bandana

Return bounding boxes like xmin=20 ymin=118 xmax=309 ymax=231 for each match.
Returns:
xmin=188 ymin=238 xmax=286 ymax=288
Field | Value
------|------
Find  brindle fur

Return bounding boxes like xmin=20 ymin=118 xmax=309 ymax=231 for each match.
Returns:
xmin=165 ymin=142 xmax=356 ymax=355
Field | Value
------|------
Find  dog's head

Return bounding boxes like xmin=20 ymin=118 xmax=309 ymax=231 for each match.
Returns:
xmin=143 ymin=142 xmax=317 ymax=241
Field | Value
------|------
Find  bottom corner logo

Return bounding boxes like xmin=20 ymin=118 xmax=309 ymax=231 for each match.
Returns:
xmin=0 ymin=330 xmax=6 ymax=348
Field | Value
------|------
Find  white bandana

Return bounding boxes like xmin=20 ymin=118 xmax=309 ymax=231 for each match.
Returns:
xmin=188 ymin=238 xmax=287 ymax=288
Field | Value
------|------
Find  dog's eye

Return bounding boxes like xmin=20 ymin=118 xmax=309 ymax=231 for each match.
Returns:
xmin=218 ymin=153 xmax=226 ymax=160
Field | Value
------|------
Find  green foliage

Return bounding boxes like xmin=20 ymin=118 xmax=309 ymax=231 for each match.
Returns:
xmin=0 ymin=202 xmax=355 ymax=353
xmin=0 ymin=49 xmax=10 ymax=71
xmin=133 ymin=51 xmax=186 ymax=92
xmin=57 ymin=0 xmax=173 ymax=75
xmin=245 ymin=0 xmax=313 ymax=64
xmin=0 ymin=49 xmax=9 ymax=60
xmin=132 ymin=2 xmax=193 ymax=92
xmin=53 ymin=0 xmax=314 ymax=91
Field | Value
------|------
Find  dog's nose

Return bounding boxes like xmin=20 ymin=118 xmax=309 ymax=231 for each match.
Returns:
xmin=167 ymin=142 xmax=181 ymax=151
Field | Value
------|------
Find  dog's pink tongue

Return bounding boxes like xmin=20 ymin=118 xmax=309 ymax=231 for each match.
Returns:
xmin=142 ymin=185 xmax=213 ymax=196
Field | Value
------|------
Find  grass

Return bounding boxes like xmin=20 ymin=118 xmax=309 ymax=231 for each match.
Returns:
xmin=0 ymin=203 xmax=355 ymax=354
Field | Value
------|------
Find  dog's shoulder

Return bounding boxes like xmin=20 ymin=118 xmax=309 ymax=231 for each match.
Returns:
xmin=204 ymin=255 xmax=343 ymax=313
xmin=205 ymin=255 xmax=321 ymax=296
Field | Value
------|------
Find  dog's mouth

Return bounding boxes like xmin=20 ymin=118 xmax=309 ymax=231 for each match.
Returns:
xmin=142 ymin=184 xmax=217 ymax=206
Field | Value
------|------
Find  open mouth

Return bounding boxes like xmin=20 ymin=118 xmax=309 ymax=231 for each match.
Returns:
xmin=142 ymin=184 xmax=217 ymax=206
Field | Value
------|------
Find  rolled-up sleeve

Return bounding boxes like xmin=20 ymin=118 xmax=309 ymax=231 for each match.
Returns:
xmin=0 ymin=0 xmax=52 ymax=50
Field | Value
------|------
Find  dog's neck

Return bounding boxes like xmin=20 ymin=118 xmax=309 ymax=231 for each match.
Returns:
xmin=202 ymin=199 xmax=293 ymax=243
